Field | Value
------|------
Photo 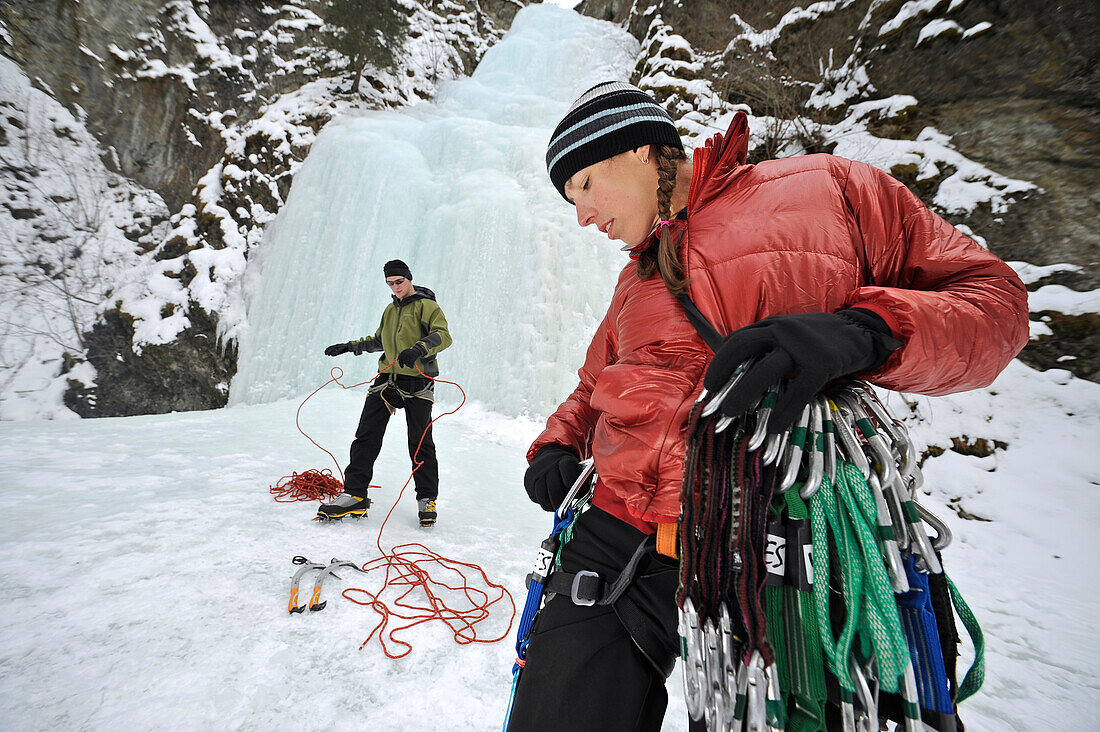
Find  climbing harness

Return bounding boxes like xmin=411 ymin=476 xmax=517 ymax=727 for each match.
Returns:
xmin=677 ymin=373 xmax=986 ymax=732
xmin=287 ymin=556 xmax=365 ymax=613
xmin=503 ymin=458 xmax=597 ymax=731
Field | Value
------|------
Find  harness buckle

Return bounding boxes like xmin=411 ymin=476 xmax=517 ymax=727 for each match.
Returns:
xmin=570 ymin=570 xmax=601 ymax=606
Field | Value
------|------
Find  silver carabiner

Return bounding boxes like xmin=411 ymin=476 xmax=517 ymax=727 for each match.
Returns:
xmin=837 ymin=392 xmax=897 ymax=489
xmin=746 ymin=650 xmax=768 ymax=732
xmin=765 ymin=662 xmax=786 ymax=731
xmin=719 ymin=604 xmax=738 ymax=727
xmin=703 ymin=359 xmax=753 ymax=419
xmin=748 ymin=387 xmax=779 ymax=451
xmin=866 ymin=472 xmax=909 ymax=593
xmin=819 ymin=395 xmax=837 ymax=485
xmin=848 ymin=656 xmax=878 ymax=732
xmin=900 ymin=662 xmax=922 ymax=732
xmin=554 ymin=458 xmax=596 ymax=521
xmin=763 ymin=427 xmax=787 ymax=466
xmin=680 ymin=597 xmax=707 ymax=721
xmin=778 ymin=405 xmax=811 ymax=493
xmin=703 ymin=616 xmax=726 ymax=732
xmin=800 ymin=400 xmax=825 ymax=499
xmin=852 ymin=382 xmax=906 ymax=451
xmin=829 ymin=399 xmax=870 ymax=479
xmin=893 ymin=472 xmax=943 ymax=574
xmin=915 ymin=499 xmax=953 ymax=551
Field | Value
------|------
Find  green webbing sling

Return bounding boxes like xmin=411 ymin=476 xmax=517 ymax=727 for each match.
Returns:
xmin=764 ymin=489 xmax=829 ymax=732
xmin=946 ymin=574 xmax=986 ymax=703
xmin=809 ymin=461 xmax=913 ymax=694
xmin=554 ymin=492 xmax=591 ymax=566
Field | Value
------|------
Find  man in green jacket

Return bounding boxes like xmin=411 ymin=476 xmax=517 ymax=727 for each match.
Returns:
xmin=319 ymin=259 xmax=453 ymax=527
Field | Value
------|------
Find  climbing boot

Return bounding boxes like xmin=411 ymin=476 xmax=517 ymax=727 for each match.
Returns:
xmin=316 ymin=492 xmax=370 ymax=521
xmin=417 ymin=498 xmax=437 ymax=528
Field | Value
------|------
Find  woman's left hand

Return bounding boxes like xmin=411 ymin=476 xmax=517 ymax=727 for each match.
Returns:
xmin=703 ymin=310 xmax=902 ymax=434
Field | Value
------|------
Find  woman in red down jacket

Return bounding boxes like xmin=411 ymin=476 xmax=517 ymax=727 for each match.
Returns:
xmin=506 ymin=81 xmax=1028 ymax=732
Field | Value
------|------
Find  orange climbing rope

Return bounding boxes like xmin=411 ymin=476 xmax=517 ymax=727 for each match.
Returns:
xmin=269 ymin=468 xmax=344 ymax=503
xmin=278 ymin=360 xmax=516 ymax=658
xmin=266 ymin=364 xmax=377 ymax=500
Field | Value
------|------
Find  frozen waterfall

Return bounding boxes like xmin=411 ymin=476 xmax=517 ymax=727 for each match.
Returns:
xmin=230 ymin=6 xmax=640 ymax=417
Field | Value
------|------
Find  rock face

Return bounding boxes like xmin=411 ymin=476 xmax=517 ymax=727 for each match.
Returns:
xmin=579 ymin=0 xmax=1099 ymax=381
xmin=64 ymin=308 xmax=236 ymax=417
xmin=4 ymin=0 xmax=305 ymax=211
xmin=1 ymin=0 xmax=521 ymax=418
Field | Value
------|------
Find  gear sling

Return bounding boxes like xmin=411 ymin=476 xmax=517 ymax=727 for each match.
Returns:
xmin=674 ymin=292 xmax=985 ymax=732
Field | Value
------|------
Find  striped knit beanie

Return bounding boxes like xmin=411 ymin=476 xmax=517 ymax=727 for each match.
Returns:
xmin=546 ymin=81 xmax=683 ymax=202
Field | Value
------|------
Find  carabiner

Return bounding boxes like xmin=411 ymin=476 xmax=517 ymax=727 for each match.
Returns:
xmin=703 ymin=616 xmax=726 ymax=732
xmin=837 ymin=392 xmax=897 ymax=489
xmin=849 ymin=656 xmax=878 ymax=732
xmin=819 ymin=395 xmax=837 ymax=485
xmin=867 ymin=472 xmax=909 ymax=593
xmin=554 ymin=458 xmax=596 ymax=521
xmin=703 ymin=359 xmax=753 ymax=419
xmin=719 ymin=604 xmax=738 ymax=726
xmin=829 ymin=399 xmax=871 ymax=479
xmin=778 ymin=405 xmax=811 ymax=493
xmin=680 ymin=597 xmax=707 ymax=721
xmin=893 ymin=472 xmax=942 ymax=574
xmin=915 ymin=499 xmax=953 ymax=551
xmin=900 ymin=662 xmax=922 ymax=732
xmin=746 ymin=650 xmax=769 ymax=732
xmin=748 ymin=388 xmax=779 ymax=451
xmin=799 ymin=400 xmax=825 ymax=499
xmin=763 ymin=427 xmax=787 ymax=467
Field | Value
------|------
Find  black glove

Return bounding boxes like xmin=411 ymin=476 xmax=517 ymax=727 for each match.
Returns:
xmin=524 ymin=445 xmax=582 ymax=512
xmin=704 ymin=309 xmax=902 ymax=434
xmin=398 ymin=342 xmax=427 ymax=368
xmin=324 ymin=342 xmax=351 ymax=357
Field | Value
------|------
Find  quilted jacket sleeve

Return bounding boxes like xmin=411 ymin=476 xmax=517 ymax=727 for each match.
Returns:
xmin=526 ymin=314 xmax=616 ymax=462
xmin=838 ymin=158 xmax=1030 ymax=395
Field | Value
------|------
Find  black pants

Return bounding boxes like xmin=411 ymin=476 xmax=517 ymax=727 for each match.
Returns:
xmin=343 ymin=375 xmax=438 ymax=501
xmin=507 ymin=506 xmax=691 ymax=732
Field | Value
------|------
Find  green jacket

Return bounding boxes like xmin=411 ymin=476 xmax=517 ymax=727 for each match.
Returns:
xmin=355 ymin=286 xmax=452 ymax=377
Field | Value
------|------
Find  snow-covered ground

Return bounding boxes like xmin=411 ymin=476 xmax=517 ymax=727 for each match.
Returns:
xmin=1 ymin=358 xmax=1098 ymax=731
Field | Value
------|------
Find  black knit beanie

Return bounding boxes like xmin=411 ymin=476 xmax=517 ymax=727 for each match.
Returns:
xmin=546 ymin=81 xmax=683 ymax=202
xmin=384 ymin=259 xmax=412 ymax=279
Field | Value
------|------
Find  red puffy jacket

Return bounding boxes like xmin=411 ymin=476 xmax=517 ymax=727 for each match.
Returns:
xmin=528 ymin=113 xmax=1029 ymax=530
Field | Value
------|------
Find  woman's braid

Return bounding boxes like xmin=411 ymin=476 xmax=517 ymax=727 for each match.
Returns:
xmin=637 ymin=145 xmax=688 ymax=296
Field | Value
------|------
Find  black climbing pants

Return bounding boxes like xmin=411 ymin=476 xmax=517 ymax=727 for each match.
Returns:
xmin=343 ymin=375 xmax=437 ymax=501
xmin=506 ymin=506 xmax=702 ymax=732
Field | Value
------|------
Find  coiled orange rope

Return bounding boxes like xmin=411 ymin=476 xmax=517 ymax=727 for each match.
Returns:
xmin=269 ymin=469 xmax=344 ymax=503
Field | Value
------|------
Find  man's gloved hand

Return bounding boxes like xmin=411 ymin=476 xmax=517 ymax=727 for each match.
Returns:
xmin=524 ymin=445 xmax=582 ymax=512
xmin=324 ymin=342 xmax=351 ymax=357
xmin=398 ymin=342 xmax=427 ymax=368
xmin=704 ymin=309 xmax=902 ymax=434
